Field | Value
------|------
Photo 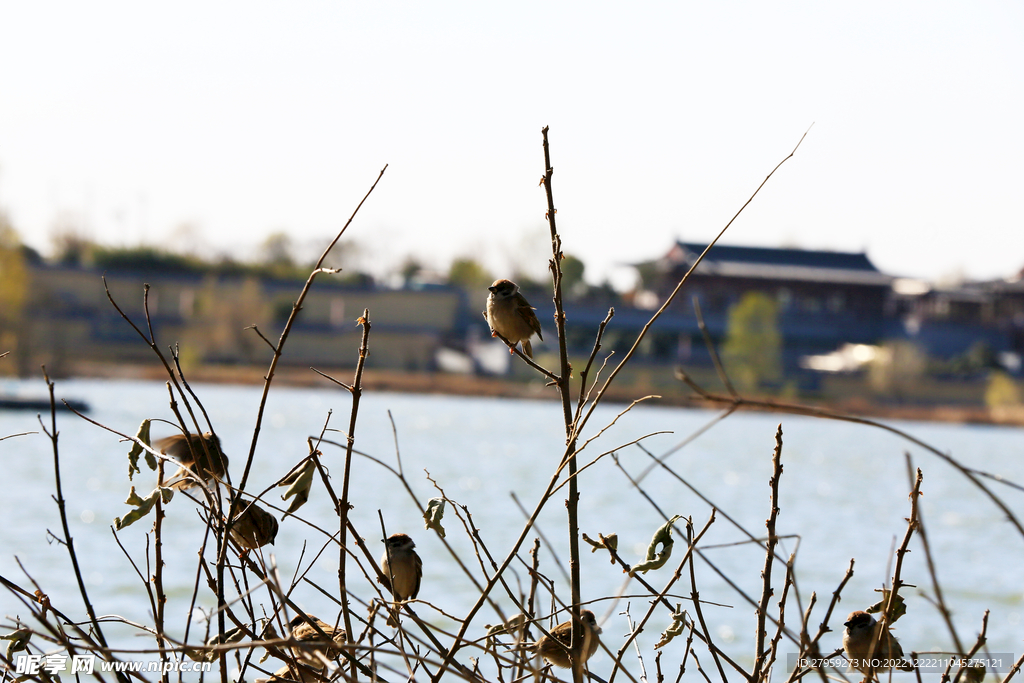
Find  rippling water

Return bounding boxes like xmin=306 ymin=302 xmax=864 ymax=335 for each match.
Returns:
xmin=1 ymin=376 xmax=1022 ymax=676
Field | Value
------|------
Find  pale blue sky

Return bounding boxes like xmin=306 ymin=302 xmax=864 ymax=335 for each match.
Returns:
xmin=1 ymin=2 xmax=1021 ymax=287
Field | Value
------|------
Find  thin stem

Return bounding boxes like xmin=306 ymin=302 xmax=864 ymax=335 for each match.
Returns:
xmin=39 ymin=369 xmax=121 ymax=680
xmin=337 ymin=309 xmax=372 ymax=667
xmin=541 ymin=126 xmax=585 ymax=683
xmin=753 ymin=426 xmax=784 ymax=679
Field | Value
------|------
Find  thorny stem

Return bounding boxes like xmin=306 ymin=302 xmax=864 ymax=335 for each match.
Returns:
xmin=39 ymin=369 xmax=126 ymax=682
xmin=337 ymin=309 xmax=372 ymax=673
xmin=951 ymin=611 xmax=989 ymax=683
xmin=783 ymin=559 xmax=855 ymax=683
xmin=869 ymin=467 xmax=922 ymax=680
xmin=540 ymin=126 xmax=586 ymax=683
xmin=753 ymin=426 xmax=784 ymax=679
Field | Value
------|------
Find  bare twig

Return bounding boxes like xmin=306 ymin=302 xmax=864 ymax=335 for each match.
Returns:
xmin=753 ymin=425 xmax=784 ymax=680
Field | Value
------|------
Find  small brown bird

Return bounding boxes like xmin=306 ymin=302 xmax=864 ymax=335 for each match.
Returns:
xmin=842 ymin=611 xmax=914 ymax=677
xmin=485 ymin=279 xmax=543 ymax=358
xmin=288 ymin=615 xmax=347 ymax=664
xmin=260 ymin=615 xmax=347 ymax=682
xmin=155 ymin=432 xmax=229 ymax=490
xmin=228 ymin=500 xmax=279 ymax=551
xmin=379 ymin=533 xmax=423 ymax=627
xmin=534 ymin=609 xmax=602 ymax=669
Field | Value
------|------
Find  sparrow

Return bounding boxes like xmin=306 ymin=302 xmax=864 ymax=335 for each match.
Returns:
xmin=288 ymin=615 xmax=347 ymax=664
xmin=379 ymin=533 xmax=423 ymax=627
xmin=155 ymin=431 xmax=229 ymax=490
xmin=533 ymin=609 xmax=602 ymax=669
xmin=260 ymin=615 xmax=347 ymax=681
xmin=228 ymin=499 xmax=279 ymax=551
xmin=842 ymin=611 xmax=914 ymax=677
xmin=485 ymin=279 xmax=543 ymax=358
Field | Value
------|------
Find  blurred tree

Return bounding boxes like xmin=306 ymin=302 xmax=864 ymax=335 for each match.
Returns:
xmin=721 ymin=292 xmax=782 ymax=392
xmin=0 ymin=214 xmax=28 ymax=375
xmin=869 ymin=340 xmax=928 ymax=399
xmin=258 ymin=231 xmax=302 ymax=278
xmin=92 ymin=246 xmax=201 ymax=274
xmin=985 ymin=370 xmax=1021 ymax=409
xmin=50 ymin=213 xmax=96 ymax=266
xmin=560 ymin=254 xmax=587 ymax=298
xmin=448 ymin=257 xmax=493 ymax=292
xmin=400 ymin=256 xmax=423 ymax=286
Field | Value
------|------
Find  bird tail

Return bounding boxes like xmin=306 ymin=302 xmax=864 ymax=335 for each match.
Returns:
xmin=522 ymin=339 xmax=533 ymax=358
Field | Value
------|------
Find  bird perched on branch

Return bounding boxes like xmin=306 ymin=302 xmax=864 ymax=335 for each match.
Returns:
xmin=259 ymin=615 xmax=347 ymax=682
xmin=485 ymin=279 xmax=543 ymax=358
xmin=288 ymin=615 xmax=347 ymax=664
xmin=155 ymin=432 xmax=229 ymax=490
xmin=533 ymin=609 xmax=602 ymax=669
xmin=379 ymin=533 xmax=422 ymax=627
xmin=228 ymin=499 xmax=279 ymax=551
xmin=842 ymin=610 xmax=914 ymax=678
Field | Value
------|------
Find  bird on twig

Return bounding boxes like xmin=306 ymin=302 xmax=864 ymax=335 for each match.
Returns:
xmin=259 ymin=615 xmax=347 ymax=682
xmin=842 ymin=610 xmax=915 ymax=679
xmin=533 ymin=609 xmax=602 ymax=669
xmin=228 ymin=499 xmax=278 ymax=552
xmin=155 ymin=431 xmax=229 ymax=490
xmin=379 ymin=533 xmax=422 ymax=628
xmin=485 ymin=278 xmax=543 ymax=358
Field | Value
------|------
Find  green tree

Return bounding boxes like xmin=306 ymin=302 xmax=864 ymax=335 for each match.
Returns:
xmin=869 ymin=340 xmax=928 ymax=399
xmin=399 ymin=256 xmax=424 ymax=286
xmin=721 ymin=291 xmax=782 ymax=392
xmin=448 ymin=257 xmax=493 ymax=292
xmin=561 ymin=254 xmax=587 ymax=298
xmin=258 ymin=232 xmax=303 ymax=278
xmin=50 ymin=215 xmax=96 ymax=266
xmin=985 ymin=370 xmax=1021 ymax=409
xmin=0 ymin=214 xmax=28 ymax=375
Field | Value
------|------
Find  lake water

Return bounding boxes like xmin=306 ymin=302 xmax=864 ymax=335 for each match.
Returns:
xmin=1 ymin=376 xmax=1022 ymax=678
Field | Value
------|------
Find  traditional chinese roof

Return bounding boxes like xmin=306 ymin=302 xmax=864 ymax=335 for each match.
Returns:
xmin=660 ymin=241 xmax=894 ymax=286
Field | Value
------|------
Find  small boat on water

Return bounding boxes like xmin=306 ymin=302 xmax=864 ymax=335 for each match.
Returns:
xmin=0 ymin=396 xmax=90 ymax=412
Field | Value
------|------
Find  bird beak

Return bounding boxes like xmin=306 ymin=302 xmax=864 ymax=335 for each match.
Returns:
xmin=488 ymin=286 xmax=497 ymax=293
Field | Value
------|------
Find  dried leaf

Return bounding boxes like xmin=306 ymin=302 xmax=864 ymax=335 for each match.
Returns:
xmin=485 ymin=613 xmax=527 ymax=637
xmin=867 ymin=589 xmax=908 ymax=623
xmin=423 ymin=497 xmax=446 ymax=538
xmin=127 ymin=419 xmax=154 ymax=480
xmin=655 ymin=605 xmax=688 ymax=649
xmin=114 ymin=486 xmax=174 ymax=530
xmin=630 ymin=515 xmax=682 ymax=576
xmin=279 ymin=460 xmax=316 ymax=514
xmin=1 ymin=627 xmax=31 ymax=659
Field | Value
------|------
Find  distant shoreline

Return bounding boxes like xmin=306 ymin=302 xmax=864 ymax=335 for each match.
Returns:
xmin=32 ymin=360 xmax=1024 ymax=428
